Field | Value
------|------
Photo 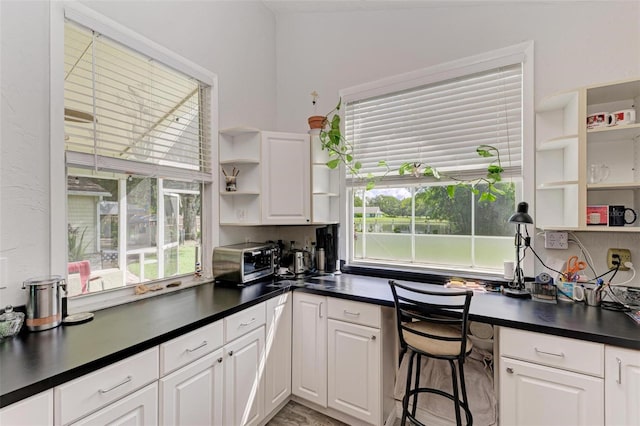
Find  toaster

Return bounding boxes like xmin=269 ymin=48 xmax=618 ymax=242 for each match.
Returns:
xmin=212 ymin=242 xmax=276 ymax=284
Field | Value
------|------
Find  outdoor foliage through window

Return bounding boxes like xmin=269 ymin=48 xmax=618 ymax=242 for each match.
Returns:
xmin=352 ymin=182 xmax=518 ymax=271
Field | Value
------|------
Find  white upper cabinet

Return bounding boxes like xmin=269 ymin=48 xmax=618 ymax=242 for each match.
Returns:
xmin=261 ymin=131 xmax=311 ymax=225
xmin=219 ymin=128 xmax=310 ymax=225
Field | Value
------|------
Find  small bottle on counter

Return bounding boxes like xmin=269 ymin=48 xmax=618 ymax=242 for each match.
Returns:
xmin=317 ymin=248 xmax=325 ymax=273
xmin=310 ymin=242 xmax=316 ymax=271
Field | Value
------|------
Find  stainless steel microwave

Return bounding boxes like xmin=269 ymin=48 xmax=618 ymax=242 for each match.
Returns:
xmin=212 ymin=242 xmax=276 ymax=284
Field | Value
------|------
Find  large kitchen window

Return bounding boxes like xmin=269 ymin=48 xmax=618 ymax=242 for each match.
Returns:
xmin=343 ymin=43 xmax=533 ymax=275
xmin=61 ymin=11 xmax=215 ymax=297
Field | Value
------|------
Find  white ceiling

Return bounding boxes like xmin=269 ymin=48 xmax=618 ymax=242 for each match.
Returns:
xmin=261 ymin=0 xmax=562 ymax=14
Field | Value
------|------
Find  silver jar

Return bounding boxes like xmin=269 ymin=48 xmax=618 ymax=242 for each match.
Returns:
xmin=22 ymin=276 xmax=66 ymax=331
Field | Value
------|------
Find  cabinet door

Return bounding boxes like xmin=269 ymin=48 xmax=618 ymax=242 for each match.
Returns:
xmin=328 ymin=319 xmax=380 ymax=424
xmin=224 ymin=326 xmax=265 ymax=426
xmin=261 ymin=132 xmax=310 ymax=224
xmin=70 ymin=382 xmax=158 ymax=426
xmin=0 ymin=390 xmax=53 ymax=426
xmin=265 ymin=294 xmax=292 ymax=414
xmin=605 ymin=346 xmax=640 ymax=426
xmin=159 ymin=348 xmax=224 ymax=426
xmin=500 ymin=357 xmax=604 ymax=426
xmin=292 ymin=292 xmax=327 ymax=407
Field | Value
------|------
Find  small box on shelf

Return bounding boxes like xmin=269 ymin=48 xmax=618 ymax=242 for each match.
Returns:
xmin=586 ymin=205 xmax=609 ymax=226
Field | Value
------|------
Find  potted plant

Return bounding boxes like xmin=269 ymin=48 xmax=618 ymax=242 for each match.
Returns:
xmin=312 ymin=92 xmax=506 ymax=201
xmin=308 ymin=91 xmax=326 ymax=129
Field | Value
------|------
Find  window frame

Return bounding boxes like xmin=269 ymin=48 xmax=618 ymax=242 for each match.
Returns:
xmin=50 ymin=2 xmax=219 ymax=311
xmin=338 ymin=42 xmax=535 ymax=279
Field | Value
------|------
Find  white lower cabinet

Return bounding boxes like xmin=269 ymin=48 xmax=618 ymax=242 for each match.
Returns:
xmin=293 ymin=294 xmax=395 ymax=426
xmin=159 ymin=301 xmax=267 ymax=426
xmin=500 ymin=357 xmax=604 ymax=426
xmin=54 ymin=347 xmax=159 ymax=426
xmin=499 ymin=327 xmax=604 ymax=426
xmin=292 ymin=292 xmax=328 ymax=407
xmin=224 ymin=326 xmax=266 ymax=426
xmin=159 ymin=348 xmax=224 ymax=425
xmin=70 ymin=382 xmax=158 ymax=426
xmin=605 ymin=345 xmax=640 ymax=426
xmin=327 ymin=319 xmax=380 ymax=424
xmin=265 ymin=293 xmax=293 ymax=414
xmin=0 ymin=390 xmax=53 ymax=426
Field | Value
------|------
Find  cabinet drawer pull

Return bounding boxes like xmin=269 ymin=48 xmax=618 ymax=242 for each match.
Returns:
xmin=186 ymin=340 xmax=208 ymax=353
xmin=240 ymin=318 xmax=256 ymax=327
xmin=617 ymin=357 xmax=622 ymax=384
xmin=228 ymin=350 xmax=234 ymax=356
xmin=371 ymin=335 xmax=376 ymax=340
xmin=534 ymin=347 xmax=564 ymax=358
xmin=217 ymin=357 xmax=223 ymax=363
xmin=319 ymin=302 xmax=323 ymax=318
xmin=506 ymin=367 xmax=514 ymax=374
xmin=344 ymin=310 xmax=360 ymax=316
xmin=99 ymin=376 xmax=132 ymax=394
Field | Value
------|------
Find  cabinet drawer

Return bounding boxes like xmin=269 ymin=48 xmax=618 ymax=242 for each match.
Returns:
xmin=54 ymin=346 xmax=159 ymax=426
xmin=327 ymin=298 xmax=380 ymax=328
xmin=70 ymin=382 xmax=158 ymax=426
xmin=500 ymin=327 xmax=604 ymax=377
xmin=224 ymin=302 xmax=266 ymax=343
xmin=160 ymin=320 xmax=223 ymax=375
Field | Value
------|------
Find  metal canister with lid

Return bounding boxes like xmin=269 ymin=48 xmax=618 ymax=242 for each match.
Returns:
xmin=22 ymin=275 xmax=66 ymax=331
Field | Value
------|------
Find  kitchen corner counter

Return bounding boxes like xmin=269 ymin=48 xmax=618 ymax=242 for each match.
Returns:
xmin=1 ymin=273 xmax=638 ymax=408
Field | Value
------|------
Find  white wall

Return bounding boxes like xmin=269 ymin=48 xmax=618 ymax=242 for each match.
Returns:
xmin=275 ymin=2 xmax=639 ymax=131
xmin=274 ymin=1 xmax=640 ymax=285
xmin=0 ymin=0 xmax=277 ymax=306
xmin=2 ymin=1 xmax=639 ymax=307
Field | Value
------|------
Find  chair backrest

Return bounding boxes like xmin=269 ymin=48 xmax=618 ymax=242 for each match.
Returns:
xmin=388 ymin=280 xmax=473 ymax=357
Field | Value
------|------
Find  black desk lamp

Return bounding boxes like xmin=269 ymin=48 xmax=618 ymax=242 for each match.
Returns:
xmin=504 ymin=201 xmax=533 ymax=298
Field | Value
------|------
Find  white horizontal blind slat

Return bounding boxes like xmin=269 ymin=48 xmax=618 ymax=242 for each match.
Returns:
xmin=345 ymin=64 xmax=522 ymax=177
xmin=64 ymin=21 xmax=211 ymax=177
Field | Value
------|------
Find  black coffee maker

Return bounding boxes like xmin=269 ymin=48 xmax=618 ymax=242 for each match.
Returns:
xmin=316 ymin=224 xmax=339 ymax=273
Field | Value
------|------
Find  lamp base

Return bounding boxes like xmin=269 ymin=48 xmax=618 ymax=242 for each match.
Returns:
xmin=503 ymin=287 xmax=532 ymax=299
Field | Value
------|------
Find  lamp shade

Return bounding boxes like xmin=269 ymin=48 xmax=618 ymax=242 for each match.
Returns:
xmin=509 ymin=202 xmax=533 ymax=224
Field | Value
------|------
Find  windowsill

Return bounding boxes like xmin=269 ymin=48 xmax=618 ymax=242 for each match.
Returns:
xmin=342 ymin=261 xmax=511 ymax=287
xmin=67 ymin=274 xmax=215 ymax=314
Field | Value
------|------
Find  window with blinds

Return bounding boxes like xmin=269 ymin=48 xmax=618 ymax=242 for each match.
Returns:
xmin=64 ymin=21 xmax=212 ymax=182
xmin=62 ymin=17 xmax=213 ymax=298
xmin=343 ymin=52 xmax=528 ymax=275
xmin=344 ymin=64 xmax=522 ymax=181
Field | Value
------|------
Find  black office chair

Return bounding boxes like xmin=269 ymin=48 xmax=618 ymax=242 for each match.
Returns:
xmin=389 ymin=280 xmax=474 ymax=426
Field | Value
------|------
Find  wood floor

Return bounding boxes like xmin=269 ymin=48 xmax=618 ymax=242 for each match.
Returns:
xmin=268 ymin=401 xmax=402 ymax=426
xmin=267 ymin=401 xmax=349 ymax=426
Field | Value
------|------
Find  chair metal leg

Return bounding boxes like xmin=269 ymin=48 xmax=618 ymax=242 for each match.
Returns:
xmin=411 ymin=353 xmax=421 ymax=418
xmin=449 ymin=359 xmax=463 ymax=426
xmin=458 ymin=359 xmax=473 ymax=425
xmin=402 ymin=350 xmax=416 ymax=426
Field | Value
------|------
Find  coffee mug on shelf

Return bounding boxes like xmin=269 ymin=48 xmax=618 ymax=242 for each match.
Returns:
xmin=608 ymin=109 xmax=636 ymax=126
xmin=587 ymin=112 xmax=608 ymax=129
xmin=608 ymin=205 xmax=638 ymax=226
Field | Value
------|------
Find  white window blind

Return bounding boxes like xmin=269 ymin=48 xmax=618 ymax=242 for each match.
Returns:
xmin=344 ymin=64 xmax=522 ymax=180
xmin=64 ymin=21 xmax=212 ymax=182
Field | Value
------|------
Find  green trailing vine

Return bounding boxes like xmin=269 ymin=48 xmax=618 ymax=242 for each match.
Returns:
xmin=317 ymin=97 xmax=505 ymax=201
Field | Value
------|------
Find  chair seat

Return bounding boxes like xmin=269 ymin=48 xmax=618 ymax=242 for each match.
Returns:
xmin=403 ymin=321 xmax=473 ymax=357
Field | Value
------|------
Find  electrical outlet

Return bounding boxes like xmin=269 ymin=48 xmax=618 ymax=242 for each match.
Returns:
xmin=544 ymin=231 xmax=568 ymax=249
xmin=607 ymin=248 xmax=631 ymax=271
